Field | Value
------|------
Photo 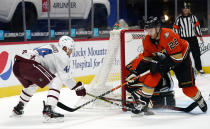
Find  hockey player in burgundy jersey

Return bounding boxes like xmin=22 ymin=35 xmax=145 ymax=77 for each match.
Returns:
xmin=11 ymin=36 xmax=86 ymax=122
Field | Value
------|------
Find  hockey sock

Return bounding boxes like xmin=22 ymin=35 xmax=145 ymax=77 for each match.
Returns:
xmin=46 ymin=88 xmax=60 ymax=107
xmin=182 ymin=86 xmax=207 ymax=112
xmin=19 ymin=84 xmax=38 ymax=105
xmin=182 ymin=86 xmax=198 ymax=98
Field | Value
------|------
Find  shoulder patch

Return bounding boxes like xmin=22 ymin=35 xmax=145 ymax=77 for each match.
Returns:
xmin=50 ymin=44 xmax=59 ymax=53
xmin=164 ymin=32 xmax=170 ymax=39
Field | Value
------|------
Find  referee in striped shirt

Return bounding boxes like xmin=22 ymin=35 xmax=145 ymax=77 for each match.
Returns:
xmin=173 ymin=2 xmax=205 ymax=74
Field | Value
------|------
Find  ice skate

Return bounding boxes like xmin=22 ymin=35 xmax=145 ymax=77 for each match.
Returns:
xmin=143 ymin=107 xmax=155 ymax=115
xmin=196 ymin=96 xmax=207 ymax=112
xmin=42 ymin=101 xmax=64 ymax=123
xmin=198 ymin=70 xmax=205 ymax=75
xmin=131 ymin=102 xmax=155 ymax=117
xmin=10 ymin=101 xmax=24 ymax=117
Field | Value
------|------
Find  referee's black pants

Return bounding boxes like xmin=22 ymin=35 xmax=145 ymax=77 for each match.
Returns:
xmin=181 ymin=36 xmax=202 ymax=71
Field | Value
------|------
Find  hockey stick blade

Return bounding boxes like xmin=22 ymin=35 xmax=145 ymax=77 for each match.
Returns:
xmin=173 ymin=102 xmax=198 ymax=112
xmin=57 ymin=102 xmax=78 ymax=112
xmin=156 ymin=102 xmax=198 ymax=112
xmin=57 ymin=95 xmax=105 ymax=112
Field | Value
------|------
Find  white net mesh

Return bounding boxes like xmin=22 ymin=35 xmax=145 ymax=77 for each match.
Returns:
xmin=74 ymin=29 xmax=145 ymax=110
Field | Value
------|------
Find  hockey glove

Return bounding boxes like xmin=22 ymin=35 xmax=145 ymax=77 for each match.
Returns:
xmin=150 ymin=60 xmax=159 ymax=74
xmin=153 ymin=52 xmax=174 ymax=73
xmin=125 ymin=70 xmax=139 ymax=86
xmin=72 ymin=81 xmax=86 ymax=96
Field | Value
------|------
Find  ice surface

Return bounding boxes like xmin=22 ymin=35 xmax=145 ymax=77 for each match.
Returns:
xmin=0 ymin=74 xmax=210 ymax=129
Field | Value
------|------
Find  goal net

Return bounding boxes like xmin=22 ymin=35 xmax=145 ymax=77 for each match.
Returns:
xmin=75 ymin=29 xmax=146 ymax=110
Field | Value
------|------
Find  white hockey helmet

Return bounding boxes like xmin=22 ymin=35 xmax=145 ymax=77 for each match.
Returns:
xmin=58 ymin=36 xmax=75 ymax=51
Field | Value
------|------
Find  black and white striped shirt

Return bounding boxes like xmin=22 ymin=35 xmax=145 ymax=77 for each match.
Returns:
xmin=173 ymin=14 xmax=202 ymax=38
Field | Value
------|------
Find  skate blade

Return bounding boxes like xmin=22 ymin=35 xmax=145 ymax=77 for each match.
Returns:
xmin=144 ymin=110 xmax=155 ymax=115
xmin=9 ymin=111 xmax=23 ymax=118
xmin=131 ymin=112 xmax=144 ymax=117
xmin=43 ymin=115 xmax=64 ymax=123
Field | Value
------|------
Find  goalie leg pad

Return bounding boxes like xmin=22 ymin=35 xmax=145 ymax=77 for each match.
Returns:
xmin=152 ymin=91 xmax=176 ymax=107
xmin=131 ymin=89 xmax=152 ymax=114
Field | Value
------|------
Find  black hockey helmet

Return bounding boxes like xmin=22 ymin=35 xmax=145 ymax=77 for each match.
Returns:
xmin=144 ymin=16 xmax=161 ymax=29
xmin=182 ymin=1 xmax=191 ymax=9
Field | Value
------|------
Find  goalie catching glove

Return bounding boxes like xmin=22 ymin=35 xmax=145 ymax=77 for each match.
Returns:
xmin=72 ymin=81 xmax=86 ymax=96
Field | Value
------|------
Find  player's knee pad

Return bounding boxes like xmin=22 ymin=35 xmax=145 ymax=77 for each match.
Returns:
xmin=48 ymin=77 xmax=63 ymax=91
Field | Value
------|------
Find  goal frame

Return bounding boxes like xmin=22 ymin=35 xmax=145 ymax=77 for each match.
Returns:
xmin=120 ymin=29 xmax=145 ymax=111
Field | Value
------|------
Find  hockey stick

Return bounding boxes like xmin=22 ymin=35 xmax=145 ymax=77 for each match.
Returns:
xmin=102 ymin=97 xmax=198 ymax=112
xmin=57 ymin=70 xmax=150 ymax=112
xmin=155 ymin=102 xmax=198 ymax=112
xmin=87 ymin=93 xmax=198 ymax=113
xmin=86 ymin=93 xmax=133 ymax=110
xmin=100 ymin=96 xmax=135 ymax=104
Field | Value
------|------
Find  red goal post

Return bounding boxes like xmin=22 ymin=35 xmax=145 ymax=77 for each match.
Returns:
xmin=120 ymin=29 xmax=146 ymax=111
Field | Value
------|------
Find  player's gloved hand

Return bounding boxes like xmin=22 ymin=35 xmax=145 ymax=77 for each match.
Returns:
xmin=153 ymin=52 xmax=173 ymax=73
xmin=125 ymin=70 xmax=138 ymax=86
xmin=150 ymin=60 xmax=159 ymax=74
xmin=72 ymin=81 xmax=86 ymax=96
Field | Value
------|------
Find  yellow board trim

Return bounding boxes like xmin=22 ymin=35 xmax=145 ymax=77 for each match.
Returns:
xmin=0 ymin=75 xmax=95 ymax=98
xmin=202 ymin=67 xmax=210 ymax=73
xmin=170 ymin=66 xmax=210 ymax=76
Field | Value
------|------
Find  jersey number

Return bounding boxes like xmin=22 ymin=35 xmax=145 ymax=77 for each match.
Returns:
xmin=168 ymin=38 xmax=178 ymax=50
xmin=64 ymin=66 xmax=70 ymax=73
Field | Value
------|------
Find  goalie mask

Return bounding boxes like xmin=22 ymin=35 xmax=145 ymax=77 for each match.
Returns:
xmin=58 ymin=36 xmax=75 ymax=57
